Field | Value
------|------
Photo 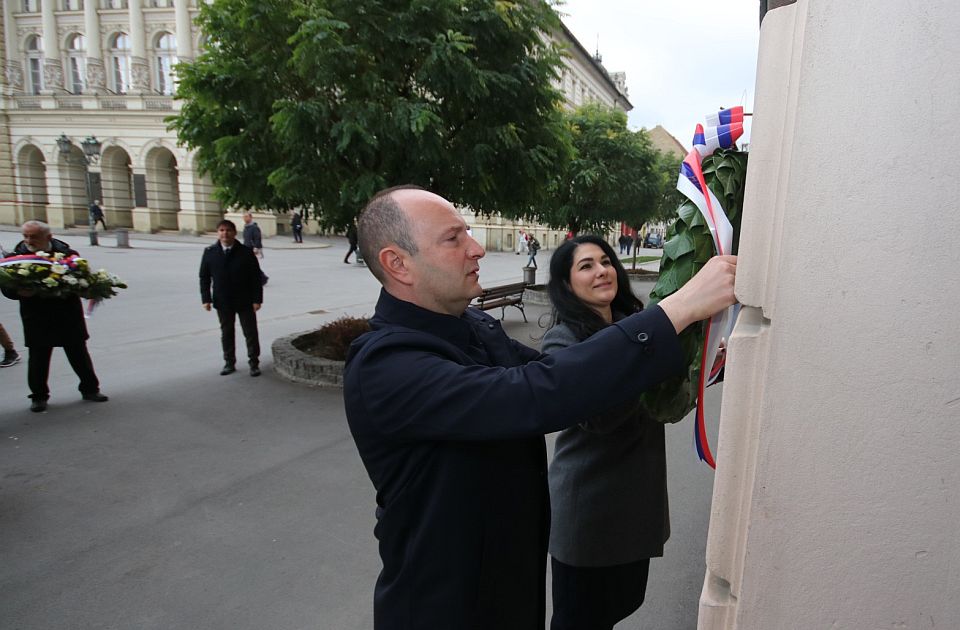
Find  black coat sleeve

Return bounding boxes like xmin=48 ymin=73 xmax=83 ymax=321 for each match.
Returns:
xmin=346 ymin=306 xmax=684 ymax=442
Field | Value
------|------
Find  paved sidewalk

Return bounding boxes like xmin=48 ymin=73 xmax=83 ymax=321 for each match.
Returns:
xmin=0 ymin=226 xmax=712 ymax=630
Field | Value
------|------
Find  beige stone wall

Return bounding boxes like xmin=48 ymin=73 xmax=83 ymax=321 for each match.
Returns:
xmin=699 ymin=1 xmax=960 ymax=628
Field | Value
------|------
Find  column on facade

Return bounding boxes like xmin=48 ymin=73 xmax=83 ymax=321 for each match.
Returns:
xmin=174 ymin=0 xmax=194 ymax=61
xmin=83 ymin=0 xmax=106 ymax=92
xmin=128 ymin=0 xmax=150 ymax=92
xmin=44 ymin=151 xmax=73 ymax=229
xmin=3 ymin=0 xmax=24 ymax=93
xmin=40 ymin=0 xmax=65 ymax=91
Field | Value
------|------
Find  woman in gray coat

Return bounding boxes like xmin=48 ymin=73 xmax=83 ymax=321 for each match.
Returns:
xmin=543 ymin=235 xmax=670 ymax=630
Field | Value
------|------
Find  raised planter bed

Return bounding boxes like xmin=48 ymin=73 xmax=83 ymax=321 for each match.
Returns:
xmin=272 ymin=330 xmax=347 ymax=387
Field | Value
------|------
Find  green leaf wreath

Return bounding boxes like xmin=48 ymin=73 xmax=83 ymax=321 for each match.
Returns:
xmin=642 ymin=149 xmax=748 ymax=423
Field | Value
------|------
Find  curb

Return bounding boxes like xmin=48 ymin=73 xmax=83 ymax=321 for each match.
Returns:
xmin=271 ymin=331 xmax=345 ymax=388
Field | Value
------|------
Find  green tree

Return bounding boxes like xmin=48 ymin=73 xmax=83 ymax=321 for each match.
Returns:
xmin=537 ymin=103 xmax=660 ymax=235
xmin=647 ymin=151 xmax=684 ymax=225
xmin=169 ymin=0 xmax=571 ymax=228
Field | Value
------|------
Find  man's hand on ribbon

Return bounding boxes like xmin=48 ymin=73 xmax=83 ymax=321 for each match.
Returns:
xmin=658 ymin=255 xmax=738 ymax=334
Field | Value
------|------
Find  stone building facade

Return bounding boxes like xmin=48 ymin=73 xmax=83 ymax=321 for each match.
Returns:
xmin=0 ymin=0 xmax=221 ymax=234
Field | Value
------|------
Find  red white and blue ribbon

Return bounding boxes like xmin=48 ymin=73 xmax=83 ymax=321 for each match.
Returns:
xmin=706 ymin=105 xmax=744 ymax=127
xmin=0 ymin=253 xmax=82 ymax=269
xmin=675 ymin=109 xmax=743 ymax=468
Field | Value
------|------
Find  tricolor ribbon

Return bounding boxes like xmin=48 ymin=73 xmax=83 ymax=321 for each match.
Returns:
xmin=0 ymin=253 xmax=83 ymax=269
xmin=675 ymin=109 xmax=744 ymax=468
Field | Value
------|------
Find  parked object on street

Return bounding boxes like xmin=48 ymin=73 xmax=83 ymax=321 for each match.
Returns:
xmin=643 ymin=233 xmax=664 ymax=249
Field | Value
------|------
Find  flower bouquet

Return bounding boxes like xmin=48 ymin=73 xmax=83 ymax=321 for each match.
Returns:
xmin=0 ymin=251 xmax=127 ymax=301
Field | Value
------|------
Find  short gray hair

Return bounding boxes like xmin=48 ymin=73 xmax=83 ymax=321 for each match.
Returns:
xmin=22 ymin=220 xmax=51 ymax=236
xmin=358 ymin=186 xmax=422 ymax=283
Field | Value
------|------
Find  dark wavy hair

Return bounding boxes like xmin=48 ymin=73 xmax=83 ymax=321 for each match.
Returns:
xmin=547 ymin=234 xmax=643 ymax=341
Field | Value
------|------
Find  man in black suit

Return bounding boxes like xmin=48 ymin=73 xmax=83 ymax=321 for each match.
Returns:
xmin=199 ymin=220 xmax=264 ymax=377
xmin=2 ymin=221 xmax=108 ymax=412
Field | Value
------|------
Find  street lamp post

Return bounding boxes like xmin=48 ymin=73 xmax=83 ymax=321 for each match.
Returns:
xmin=57 ymin=133 xmax=102 ymax=246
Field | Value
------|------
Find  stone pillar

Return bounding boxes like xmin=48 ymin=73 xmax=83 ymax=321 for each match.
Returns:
xmin=44 ymin=157 xmax=72 ymax=230
xmin=83 ymin=0 xmax=106 ymax=92
xmin=130 ymin=167 xmax=155 ymax=232
xmin=40 ymin=0 xmax=65 ymax=92
xmin=174 ymin=0 xmax=194 ymax=61
xmin=128 ymin=0 xmax=149 ymax=93
xmin=697 ymin=1 xmax=960 ymax=628
xmin=177 ymin=168 xmax=222 ymax=234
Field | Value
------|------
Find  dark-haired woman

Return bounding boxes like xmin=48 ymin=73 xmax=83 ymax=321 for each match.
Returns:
xmin=543 ymin=234 xmax=670 ymax=630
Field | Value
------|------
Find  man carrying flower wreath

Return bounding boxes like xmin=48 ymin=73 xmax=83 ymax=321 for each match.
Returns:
xmin=1 ymin=221 xmax=109 ymax=412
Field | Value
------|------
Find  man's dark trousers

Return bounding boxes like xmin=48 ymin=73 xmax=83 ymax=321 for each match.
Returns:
xmin=28 ymin=343 xmax=100 ymax=400
xmin=217 ymin=305 xmax=259 ymax=368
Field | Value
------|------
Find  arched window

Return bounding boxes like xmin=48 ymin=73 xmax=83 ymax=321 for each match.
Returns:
xmin=109 ymin=32 xmax=131 ymax=94
xmin=66 ymin=33 xmax=86 ymax=94
xmin=154 ymin=32 xmax=177 ymax=95
xmin=25 ymin=35 xmax=43 ymax=95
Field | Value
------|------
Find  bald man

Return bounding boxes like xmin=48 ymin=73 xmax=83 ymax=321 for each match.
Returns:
xmin=343 ymin=186 xmax=737 ymax=629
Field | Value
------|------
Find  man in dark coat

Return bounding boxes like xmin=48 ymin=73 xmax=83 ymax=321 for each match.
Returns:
xmin=241 ymin=212 xmax=263 ymax=257
xmin=199 ymin=219 xmax=264 ymax=377
xmin=88 ymin=200 xmax=107 ymax=230
xmin=344 ymin=222 xmax=358 ymax=264
xmin=290 ymin=210 xmax=303 ymax=243
xmin=343 ymin=186 xmax=738 ymax=629
xmin=1 ymin=221 xmax=108 ymax=412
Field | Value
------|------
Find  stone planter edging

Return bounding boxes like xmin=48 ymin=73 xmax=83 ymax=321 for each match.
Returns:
xmin=272 ymin=331 xmax=345 ymax=388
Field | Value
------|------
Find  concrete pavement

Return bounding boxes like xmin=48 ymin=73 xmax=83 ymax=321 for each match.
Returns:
xmin=0 ymin=227 xmax=716 ymax=629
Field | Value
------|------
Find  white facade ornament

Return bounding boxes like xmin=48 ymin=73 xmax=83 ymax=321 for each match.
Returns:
xmin=130 ymin=56 xmax=149 ymax=91
xmin=42 ymin=59 xmax=64 ymax=89
xmin=85 ymin=58 xmax=106 ymax=90
xmin=5 ymin=61 xmax=24 ymax=91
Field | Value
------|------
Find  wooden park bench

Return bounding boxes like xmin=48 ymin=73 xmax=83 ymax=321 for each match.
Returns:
xmin=473 ymin=281 xmax=528 ymax=322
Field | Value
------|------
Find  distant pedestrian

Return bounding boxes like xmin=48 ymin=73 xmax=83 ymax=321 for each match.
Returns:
xmin=526 ymin=235 xmax=540 ymax=269
xmin=516 ymin=230 xmax=528 ymax=255
xmin=241 ymin=212 xmax=263 ymax=257
xmin=344 ymin=222 xmax=359 ymax=264
xmin=242 ymin=212 xmax=269 ymax=285
xmin=0 ymin=322 xmax=21 ymax=368
xmin=1 ymin=221 xmax=109 ymax=412
xmin=290 ymin=211 xmax=304 ymax=243
xmin=200 ymin=220 xmax=264 ymax=377
xmin=88 ymin=200 xmax=107 ymax=231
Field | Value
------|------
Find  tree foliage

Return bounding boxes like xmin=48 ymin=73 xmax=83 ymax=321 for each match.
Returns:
xmin=535 ymin=103 xmax=660 ymax=234
xmin=169 ymin=0 xmax=571 ymax=228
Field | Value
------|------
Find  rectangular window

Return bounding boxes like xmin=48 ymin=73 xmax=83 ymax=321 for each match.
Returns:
xmin=29 ymin=58 xmax=43 ymax=94
xmin=69 ymin=57 xmax=85 ymax=93
xmin=112 ymin=56 xmax=128 ymax=94
xmin=156 ymin=55 xmax=175 ymax=95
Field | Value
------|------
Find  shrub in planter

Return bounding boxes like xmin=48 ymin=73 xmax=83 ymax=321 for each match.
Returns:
xmin=294 ymin=316 xmax=371 ymax=361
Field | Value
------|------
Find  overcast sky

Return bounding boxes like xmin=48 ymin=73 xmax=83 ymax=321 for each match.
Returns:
xmin=557 ymin=0 xmax=760 ymax=147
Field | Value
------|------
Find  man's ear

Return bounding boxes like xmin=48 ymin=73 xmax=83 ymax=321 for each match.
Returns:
xmin=379 ymin=247 xmax=413 ymax=286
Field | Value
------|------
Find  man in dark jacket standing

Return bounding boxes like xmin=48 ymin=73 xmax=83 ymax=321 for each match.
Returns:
xmin=343 ymin=186 xmax=737 ymax=629
xmin=1 ymin=221 xmax=108 ymax=412
xmin=200 ymin=220 xmax=264 ymax=377
xmin=241 ymin=212 xmax=262 ymax=257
